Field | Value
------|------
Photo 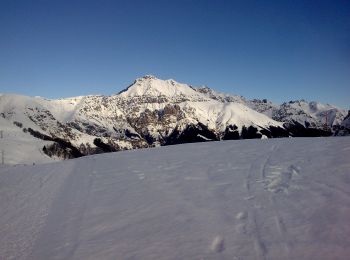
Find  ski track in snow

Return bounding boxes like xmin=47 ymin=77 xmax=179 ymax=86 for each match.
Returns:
xmin=1 ymin=137 xmax=350 ymax=259
xmin=244 ymin=144 xmax=277 ymax=260
xmin=29 ymin=159 xmax=96 ymax=259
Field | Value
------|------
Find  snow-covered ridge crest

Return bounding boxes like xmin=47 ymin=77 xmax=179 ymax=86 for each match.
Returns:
xmin=118 ymin=75 xmax=207 ymax=100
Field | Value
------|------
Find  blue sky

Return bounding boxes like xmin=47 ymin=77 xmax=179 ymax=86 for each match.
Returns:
xmin=0 ymin=0 xmax=349 ymax=108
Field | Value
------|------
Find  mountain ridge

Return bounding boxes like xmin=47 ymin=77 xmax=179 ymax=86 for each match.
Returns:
xmin=0 ymin=75 xmax=348 ymax=163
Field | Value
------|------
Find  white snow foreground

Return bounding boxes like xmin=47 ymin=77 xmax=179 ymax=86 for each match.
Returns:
xmin=1 ymin=137 xmax=350 ymax=260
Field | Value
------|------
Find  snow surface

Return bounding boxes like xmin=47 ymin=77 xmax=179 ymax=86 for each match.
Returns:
xmin=1 ymin=137 xmax=350 ymax=260
xmin=0 ymin=117 xmax=55 ymax=165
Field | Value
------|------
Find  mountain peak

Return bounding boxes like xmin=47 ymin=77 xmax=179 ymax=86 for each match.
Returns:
xmin=136 ymin=75 xmax=158 ymax=81
xmin=118 ymin=75 xmax=202 ymax=98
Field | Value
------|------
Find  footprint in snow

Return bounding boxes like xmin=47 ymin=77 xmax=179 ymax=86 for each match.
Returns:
xmin=264 ymin=164 xmax=301 ymax=193
xmin=209 ymin=236 xmax=225 ymax=253
xmin=236 ymin=211 xmax=247 ymax=220
xmin=137 ymin=173 xmax=145 ymax=180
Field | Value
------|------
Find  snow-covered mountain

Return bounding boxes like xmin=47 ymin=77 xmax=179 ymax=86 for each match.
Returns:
xmin=339 ymin=110 xmax=350 ymax=135
xmin=0 ymin=75 xmax=348 ymax=163
xmin=197 ymin=87 xmax=348 ymax=136
xmin=248 ymin=99 xmax=347 ymax=132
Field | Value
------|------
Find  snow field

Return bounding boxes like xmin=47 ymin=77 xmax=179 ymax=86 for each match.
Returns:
xmin=1 ymin=137 xmax=350 ymax=259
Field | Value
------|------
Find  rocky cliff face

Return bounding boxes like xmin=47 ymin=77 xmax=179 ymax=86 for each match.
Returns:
xmin=0 ymin=75 xmax=347 ymax=159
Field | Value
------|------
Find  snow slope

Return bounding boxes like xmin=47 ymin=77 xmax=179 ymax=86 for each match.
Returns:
xmin=1 ymin=137 xmax=350 ymax=259
xmin=247 ymin=99 xmax=347 ymax=129
xmin=341 ymin=112 xmax=350 ymax=129
xmin=119 ymin=75 xmax=203 ymax=99
xmin=197 ymin=87 xmax=347 ymax=129
xmin=0 ymin=117 xmax=55 ymax=164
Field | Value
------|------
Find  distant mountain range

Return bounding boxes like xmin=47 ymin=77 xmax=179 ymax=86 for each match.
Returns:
xmin=0 ymin=75 xmax=349 ymax=160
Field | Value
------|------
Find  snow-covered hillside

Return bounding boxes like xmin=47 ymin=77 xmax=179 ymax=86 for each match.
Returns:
xmin=250 ymin=99 xmax=346 ymax=129
xmin=0 ymin=117 xmax=54 ymax=164
xmin=0 ymin=75 xmax=348 ymax=163
xmin=1 ymin=137 xmax=350 ymax=259
xmin=339 ymin=111 xmax=350 ymax=135
xmin=201 ymin=89 xmax=347 ymax=131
